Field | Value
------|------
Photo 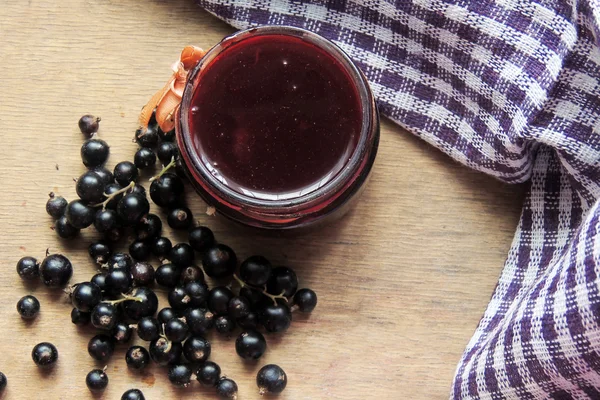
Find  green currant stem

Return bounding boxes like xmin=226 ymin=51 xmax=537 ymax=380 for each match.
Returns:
xmin=92 ymin=181 xmax=135 ymax=210
xmin=104 ymin=293 xmax=143 ymax=305
xmin=159 ymin=324 xmax=173 ymax=353
xmin=233 ymin=274 xmax=287 ymax=306
xmin=149 ymin=156 xmax=176 ymax=182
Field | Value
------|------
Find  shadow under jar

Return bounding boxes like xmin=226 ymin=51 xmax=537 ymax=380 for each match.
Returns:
xmin=176 ymin=26 xmax=379 ymax=230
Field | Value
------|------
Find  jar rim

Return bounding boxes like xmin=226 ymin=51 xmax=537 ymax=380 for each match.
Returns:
xmin=178 ymin=25 xmax=374 ymax=210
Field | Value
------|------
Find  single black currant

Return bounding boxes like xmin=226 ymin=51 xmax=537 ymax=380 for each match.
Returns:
xmin=196 ymin=361 xmax=221 ymax=386
xmin=91 ymin=273 xmax=107 ymax=291
xmin=240 ymin=255 xmax=272 ymax=287
xmin=183 ymin=335 xmax=211 ymax=364
xmin=39 ymin=254 xmax=72 ymax=287
xmin=165 ymin=318 xmax=189 ymax=342
xmin=180 ymin=265 xmax=205 ymax=285
xmin=135 ymin=213 xmax=162 ymax=241
xmin=71 ymin=281 xmax=102 ymax=312
xmin=129 ymin=240 xmax=151 ymax=261
xmin=121 ymin=389 xmax=145 ymax=400
xmin=103 ymin=183 xmax=123 ymax=209
xmin=86 ymin=368 xmax=109 ymax=392
xmin=106 ymin=252 xmax=133 ymax=272
xmin=114 ymin=161 xmax=138 ymax=186
xmin=208 ymin=287 xmax=234 ymax=316
xmin=117 ymin=193 xmax=149 ymax=225
xmin=267 ymin=266 xmax=298 ymax=297
xmin=240 ymin=286 xmax=263 ymax=308
xmin=94 ymin=209 xmax=119 ymax=233
xmin=65 ymin=199 xmax=95 ymax=229
xmin=260 ymin=304 xmax=292 ymax=333
xmin=167 ymin=206 xmax=193 ymax=230
xmin=88 ymin=334 xmax=115 ymax=361
xmin=71 ymin=308 xmax=91 ymax=325
xmin=168 ymin=364 xmax=193 ymax=387
xmin=16 ymin=256 xmax=39 ymax=281
xmin=158 ymin=307 xmax=177 ymax=324
xmin=125 ymin=346 xmax=150 ymax=370
xmin=168 ymin=286 xmax=190 ymax=310
xmin=91 ymin=303 xmax=120 ymax=331
xmin=134 ymin=147 xmax=156 ymax=169
xmin=158 ymin=126 xmax=175 ymax=142
xmin=202 ymin=244 xmax=237 ymax=278
xmin=131 ymin=262 xmax=155 ymax=286
xmin=55 ymin=215 xmax=80 ymax=238
xmin=228 ymin=296 xmax=251 ymax=319
xmin=185 ymin=308 xmax=215 ymax=335
xmin=155 ymin=263 xmax=181 ymax=288
xmin=81 ymin=138 xmax=109 ymax=167
xmin=92 ymin=166 xmax=114 ymax=186
xmin=188 ymin=226 xmax=215 ymax=253
xmin=130 ymin=183 xmax=146 ymax=197
xmin=89 ymin=241 xmax=112 ymax=264
xmin=294 ymin=288 xmax=318 ymax=312
xmin=78 ymin=114 xmax=100 ymax=136
xmin=0 ymin=371 xmax=6 ymax=391
xmin=46 ymin=193 xmax=67 ymax=219
xmin=156 ymin=141 xmax=179 ymax=164
xmin=257 ymin=364 xmax=287 ymax=395
xmin=121 ymin=287 xmax=158 ymax=321
xmin=136 ymin=316 xmax=160 ymax=341
xmin=216 ymin=377 xmax=238 ymax=399
xmin=152 ymin=236 xmax=172 ymax=260
xmin=17 ymin=295 xmax=40 ymax=319
xmin=135 ymin=126 xmax=159 ymax=148
xmin=169 ymin=243 xmax=195 ymax=267
xmin=215 ymin=315 xmax=236 ymax=335
xmin=105 ymin=229 xmax=122 ymax=243
xmin=105 ymin=269 xmax=133 ymax=297
xmin=235 ymin=330 xmax=266 ymax=360
xmin=32 ymin=342 xmax=58 ymax=367
xmin=149 ymin=337 xmax=182 ymax=366
xmin=76 ymin=170 xmax=105 ymax=203
xmin=237 ymin=311 xmax=259 ymax=330
xmin=112 ymin=322 xmax=133 ymax=344
xmin=185 ymin=281 xmax=209 ymax=307
xmin=175 ymin=157 xmax=188 ymax=180
xmin=149 ymin=173 xmax=183 ymax=208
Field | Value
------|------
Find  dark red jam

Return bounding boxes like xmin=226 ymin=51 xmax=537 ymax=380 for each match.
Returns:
xmin=188 ymin=34 xmax=362 ymax=199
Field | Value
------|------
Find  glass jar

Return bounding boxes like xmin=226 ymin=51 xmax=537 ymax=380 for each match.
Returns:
xmin=176 ymin=26 xmax=379 ymax=230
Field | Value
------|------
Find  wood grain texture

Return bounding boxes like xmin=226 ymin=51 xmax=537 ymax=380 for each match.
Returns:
xmin=0 ymin=1 xmax=525 ymax=399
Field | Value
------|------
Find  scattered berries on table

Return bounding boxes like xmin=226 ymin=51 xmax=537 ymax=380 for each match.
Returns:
xmin=257 ymin=364 xmax=288 ymax=395
xmin=17 ymin=295 xmax=40 ymax=319
xmin=32 ymin=342 xmax=58 ymax=367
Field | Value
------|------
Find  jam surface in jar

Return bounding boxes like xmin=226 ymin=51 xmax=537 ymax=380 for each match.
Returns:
xmin=188 ymin=33 xmax=362 ymax=200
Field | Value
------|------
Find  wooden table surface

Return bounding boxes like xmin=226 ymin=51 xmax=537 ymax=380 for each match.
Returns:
xmin=0 ymin=1 xmax=526 ymax=399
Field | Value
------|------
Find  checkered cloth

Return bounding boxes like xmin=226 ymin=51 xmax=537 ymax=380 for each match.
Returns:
xmin=196 ymin=1 xmax=600 ymax=398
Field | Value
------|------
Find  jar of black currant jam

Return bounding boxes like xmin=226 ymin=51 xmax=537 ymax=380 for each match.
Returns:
xmin=176 ymin=26 xmax=379 ymax=230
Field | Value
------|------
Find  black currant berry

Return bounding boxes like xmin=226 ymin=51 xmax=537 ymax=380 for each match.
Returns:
xmin=71 ymin=308 xmax=91 ymax=325
xmin=78 ymin=115 xmax=100 ymax=136
xmin=117 ymin=193 xmax=149 ymax=225
xmin=158 ymin=126 xmax=175 ymax=142
xmin=149 ymin=337 xmax=182 ymax=366
xmin=112 ymin=322 xmax=133 ymax=344
xmin=183 ymin=335 xmax=211 ymax=363
xmin=136 ymin=316 xmax=160 ymax=341
xmin=267 ymin=266 xmax=298 ymax=297
xmin=122 ymin=287 xmax=158 ymax=321
xmin=235 ymin=330 xmax=266 ymax=360
xmin=240 ymin=255 xmax=272 ymax=287
xmin=86 ymin=368 xmax=109 ymax=392
xmin=40 ymin=254 xmax=72 ymax=287
xmin=92 ymin=166 xmax=114 ymax=186
xmin=125 ymin=346 xmax=150 ymax=370
xmin=149 ymin=173 xmax=183 ymax=208
xmin=135 ymin=214 xmax=162 ymax=241
xmin=94 ymin=209 xmax=119 ymax=233
xmin=114 ymin=161 xmax=138 ymax=186
xmin=156 ymin=141 xmax=179 ymax=164
xmin=260 ymin=304 xmax=292 ymax=333
xmin=158 ymin=307 xmax=177 ymax=324
xmin=129 ymin=240 xmax=151 ymax=261
xmin=91 ymin=303 xmax=120 ymax=331
xmin=131 ymin=262 xmax=155 ymax=286
xmin=168 ymin=286 xmax=190 ymax=310
xmin=196 ymin=361 xmax=220 ymax=386
xmin=135 ymin=126 xmax=159 ymax=148
xmin=165 ymin=318 xmax=189 ymax=342
xmin=130 ymin=184 xmax=147 ymax=197
xmin=17 ymin=295 xmax=40 ymax=319
xmin=257 ymin=364 xmax=287 ymax=395
xmin=32 ymin=342 xmax=58 ymax=367
xmin=106 ymin=252 xmax=133 ymax=272
xmin=237 ymin=311 xmax=258 ymax=330
xmin=105 ymin=269 xmax=133 ymax=297
xmin=103 ymin=183 xmax=123 ymax=209
xmin=168 ymin=364 xmax=193 ymax=387
xmin=216 ymin=377 xmax=238 ymax=399
xmin=152 ymin=236 xmax=172 ymax=260
xmin=240 ymin=286 xmax=263 ymax=308
xmin=134 ymin=147 xmax=156 ymax=169
xmin=88 ymin=334 xmax=115 ymax=361
xmin=180 ymin=265 xmax=205 ymax=285
xmin=202 ymin=244 xmax=237 ymax=278
xmin=91 ymin=273 xmax=107 ymax=291
xmin=185 ymin=308 xmax=215 ymax=335
xmin=228 ymin=296 xmax=251 ymax=319
xmin=155 ymin=263 xmax=181 ymax=288
xmin=188 ymin=226 xmax=215 ymax=253
xmin=293 ymin=288 xmax=318 ymax=312
xmin=65 ymin=199 xmax=95 ymax=229
xmin=76 ymin=171 xmax=105 ymax=203
xmin=16 ymin=256 xmax=39 ymax=281
xmin=121 ymin=389 xmax=145 ymax=400
xmin=81 ymin=138 xmax=109 ymax=168
xmin=215 ymin=315 xmax=236 ymax=335
xmin=208 ymin=287 xmax=234 ymax=316
xmin=167 ymin=206 xmax=193 ymax=230
xmin=185 ymin=281 xmax=209 ymax=307
xmin=0 ymin=371 xmax=6 ymax=391
xmin=169 ymin=243 xmax=195 ymax=267
xmin=89 ymin=241 xmax=112 ymax=264
xmin=71 ymin=282 xmax=102 ymax=312
xmin=46 ymin=193 xmax=67 ymax=219
xmin=55 ymin=215 xmax=80 ymax=238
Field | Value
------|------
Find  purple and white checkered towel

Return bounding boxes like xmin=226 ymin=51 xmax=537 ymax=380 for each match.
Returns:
xmin=196 ymin=1 xmax=600 ymax=398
